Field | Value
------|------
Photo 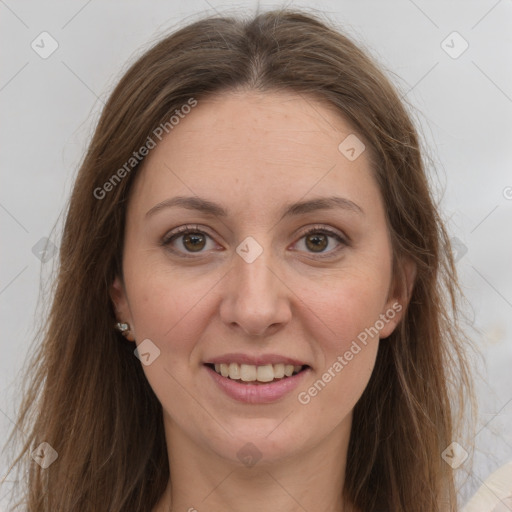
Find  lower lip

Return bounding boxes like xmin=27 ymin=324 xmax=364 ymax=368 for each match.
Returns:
xmin=205 ymin=365 xmax=310 ymax=404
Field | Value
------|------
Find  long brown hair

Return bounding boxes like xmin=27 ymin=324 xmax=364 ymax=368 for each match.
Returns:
xmin=4 ymin=8 xmax=475 ymax=511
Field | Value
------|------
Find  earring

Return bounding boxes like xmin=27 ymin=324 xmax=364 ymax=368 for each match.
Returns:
xmin=115 ymin=322 xmax=133 ymax=340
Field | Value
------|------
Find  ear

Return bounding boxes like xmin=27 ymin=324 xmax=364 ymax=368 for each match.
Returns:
xmin=110 ymin=275 xmax=136 ymax=342
xmin=379 ymin=256 xmax=417 ymax=339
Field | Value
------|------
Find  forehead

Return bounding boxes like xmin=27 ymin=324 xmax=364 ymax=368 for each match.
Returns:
xmin=160 ymin=90 xmax=360 ymax=164
xmin=128 ymin=90 xmax=382 ymax=221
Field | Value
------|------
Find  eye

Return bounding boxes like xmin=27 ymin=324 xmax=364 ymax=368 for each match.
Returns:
xmin=161 ymin=225 xmax=220 ymax=256
xmin=292 ymin=225 xmax=347 ymax=257
xmin=162 ymin=224 xmax=348 ymax=258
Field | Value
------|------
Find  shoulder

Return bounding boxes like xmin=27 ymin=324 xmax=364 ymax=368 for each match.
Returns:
xmin=462 ymin=461 xmax=512 ymax=512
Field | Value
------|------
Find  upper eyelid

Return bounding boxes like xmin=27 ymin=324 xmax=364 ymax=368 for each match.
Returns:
xmin=162 ymin=224 xmax=346 ymax=241
xmin=162 ymin=224 xmax=216 ymax=243
xmin=298 ymin=224 xmax=347 ymax=240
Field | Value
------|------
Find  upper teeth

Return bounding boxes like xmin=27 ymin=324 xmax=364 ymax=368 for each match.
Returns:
xmin=213 ymin=363 xmax=303 ymax=382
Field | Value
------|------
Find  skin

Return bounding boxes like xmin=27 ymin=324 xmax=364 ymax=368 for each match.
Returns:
xmin=110 ymin=90 xmax=415 ymax=512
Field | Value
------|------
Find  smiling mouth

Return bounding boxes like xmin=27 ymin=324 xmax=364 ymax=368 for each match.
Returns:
xmin=204 ymin=363 xmax=309 ymax=384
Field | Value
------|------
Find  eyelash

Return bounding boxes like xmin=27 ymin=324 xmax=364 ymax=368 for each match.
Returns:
xmin=161 ymin=224 xmax=348 ymax=259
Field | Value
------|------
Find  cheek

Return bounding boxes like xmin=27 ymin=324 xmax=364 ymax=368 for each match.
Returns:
xmin=301 ymin=267 xmax=390 ymax=346
xmin=123 ymin=266 xmax=220 ymax=415
xmin=293 ymin=264 xmax=389 ymax=402
xmin=298 ymin=343 xmax=378 ymax=431
xmin=125 ymin=259 xmax=220 ymax=344
xmin=295 ymin=278 xmax=384 ymax=421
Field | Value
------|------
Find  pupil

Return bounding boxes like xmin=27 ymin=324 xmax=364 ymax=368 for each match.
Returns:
xmin=306 ymin=233 xmax=327 ymax=252
xmin=183 ymin=233 xmax=205 ymax=252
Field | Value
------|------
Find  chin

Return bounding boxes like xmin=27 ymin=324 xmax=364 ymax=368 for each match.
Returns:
xmin=203 ymin=418 xmax=314 ymax=467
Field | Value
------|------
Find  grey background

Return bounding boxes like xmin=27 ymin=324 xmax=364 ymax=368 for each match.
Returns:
xmin=1 ymin=0 xmax=511 ymax=509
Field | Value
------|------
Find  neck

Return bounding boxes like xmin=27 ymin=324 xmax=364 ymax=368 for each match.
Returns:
xmin=153 ymin=414 xmax=356 ymax=512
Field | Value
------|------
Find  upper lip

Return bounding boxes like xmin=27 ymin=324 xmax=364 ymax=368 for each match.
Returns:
xmin=205 ymin=353 xmax=310 ymax=367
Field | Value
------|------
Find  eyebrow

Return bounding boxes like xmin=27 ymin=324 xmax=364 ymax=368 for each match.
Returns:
xmin=145 ymin=195 xmax=364 ymax=219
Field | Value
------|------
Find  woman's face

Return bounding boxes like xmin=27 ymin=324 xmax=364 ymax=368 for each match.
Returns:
xmin=111 ymin=90 xmax=411 ymax=466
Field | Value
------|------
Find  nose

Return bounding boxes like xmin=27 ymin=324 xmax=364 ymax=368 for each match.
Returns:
xmin=219 ymin=246 xmax=292 ymax=337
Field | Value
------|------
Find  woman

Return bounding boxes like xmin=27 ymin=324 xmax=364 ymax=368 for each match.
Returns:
xmin=6 ymin=8 xmax=474 ymax=512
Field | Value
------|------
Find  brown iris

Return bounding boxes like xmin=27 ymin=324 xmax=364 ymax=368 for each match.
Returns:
xmin=182 ymin=232 xmax=206 ymax=252
xmin=305 ymin=233 xmax=328 ymax=252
